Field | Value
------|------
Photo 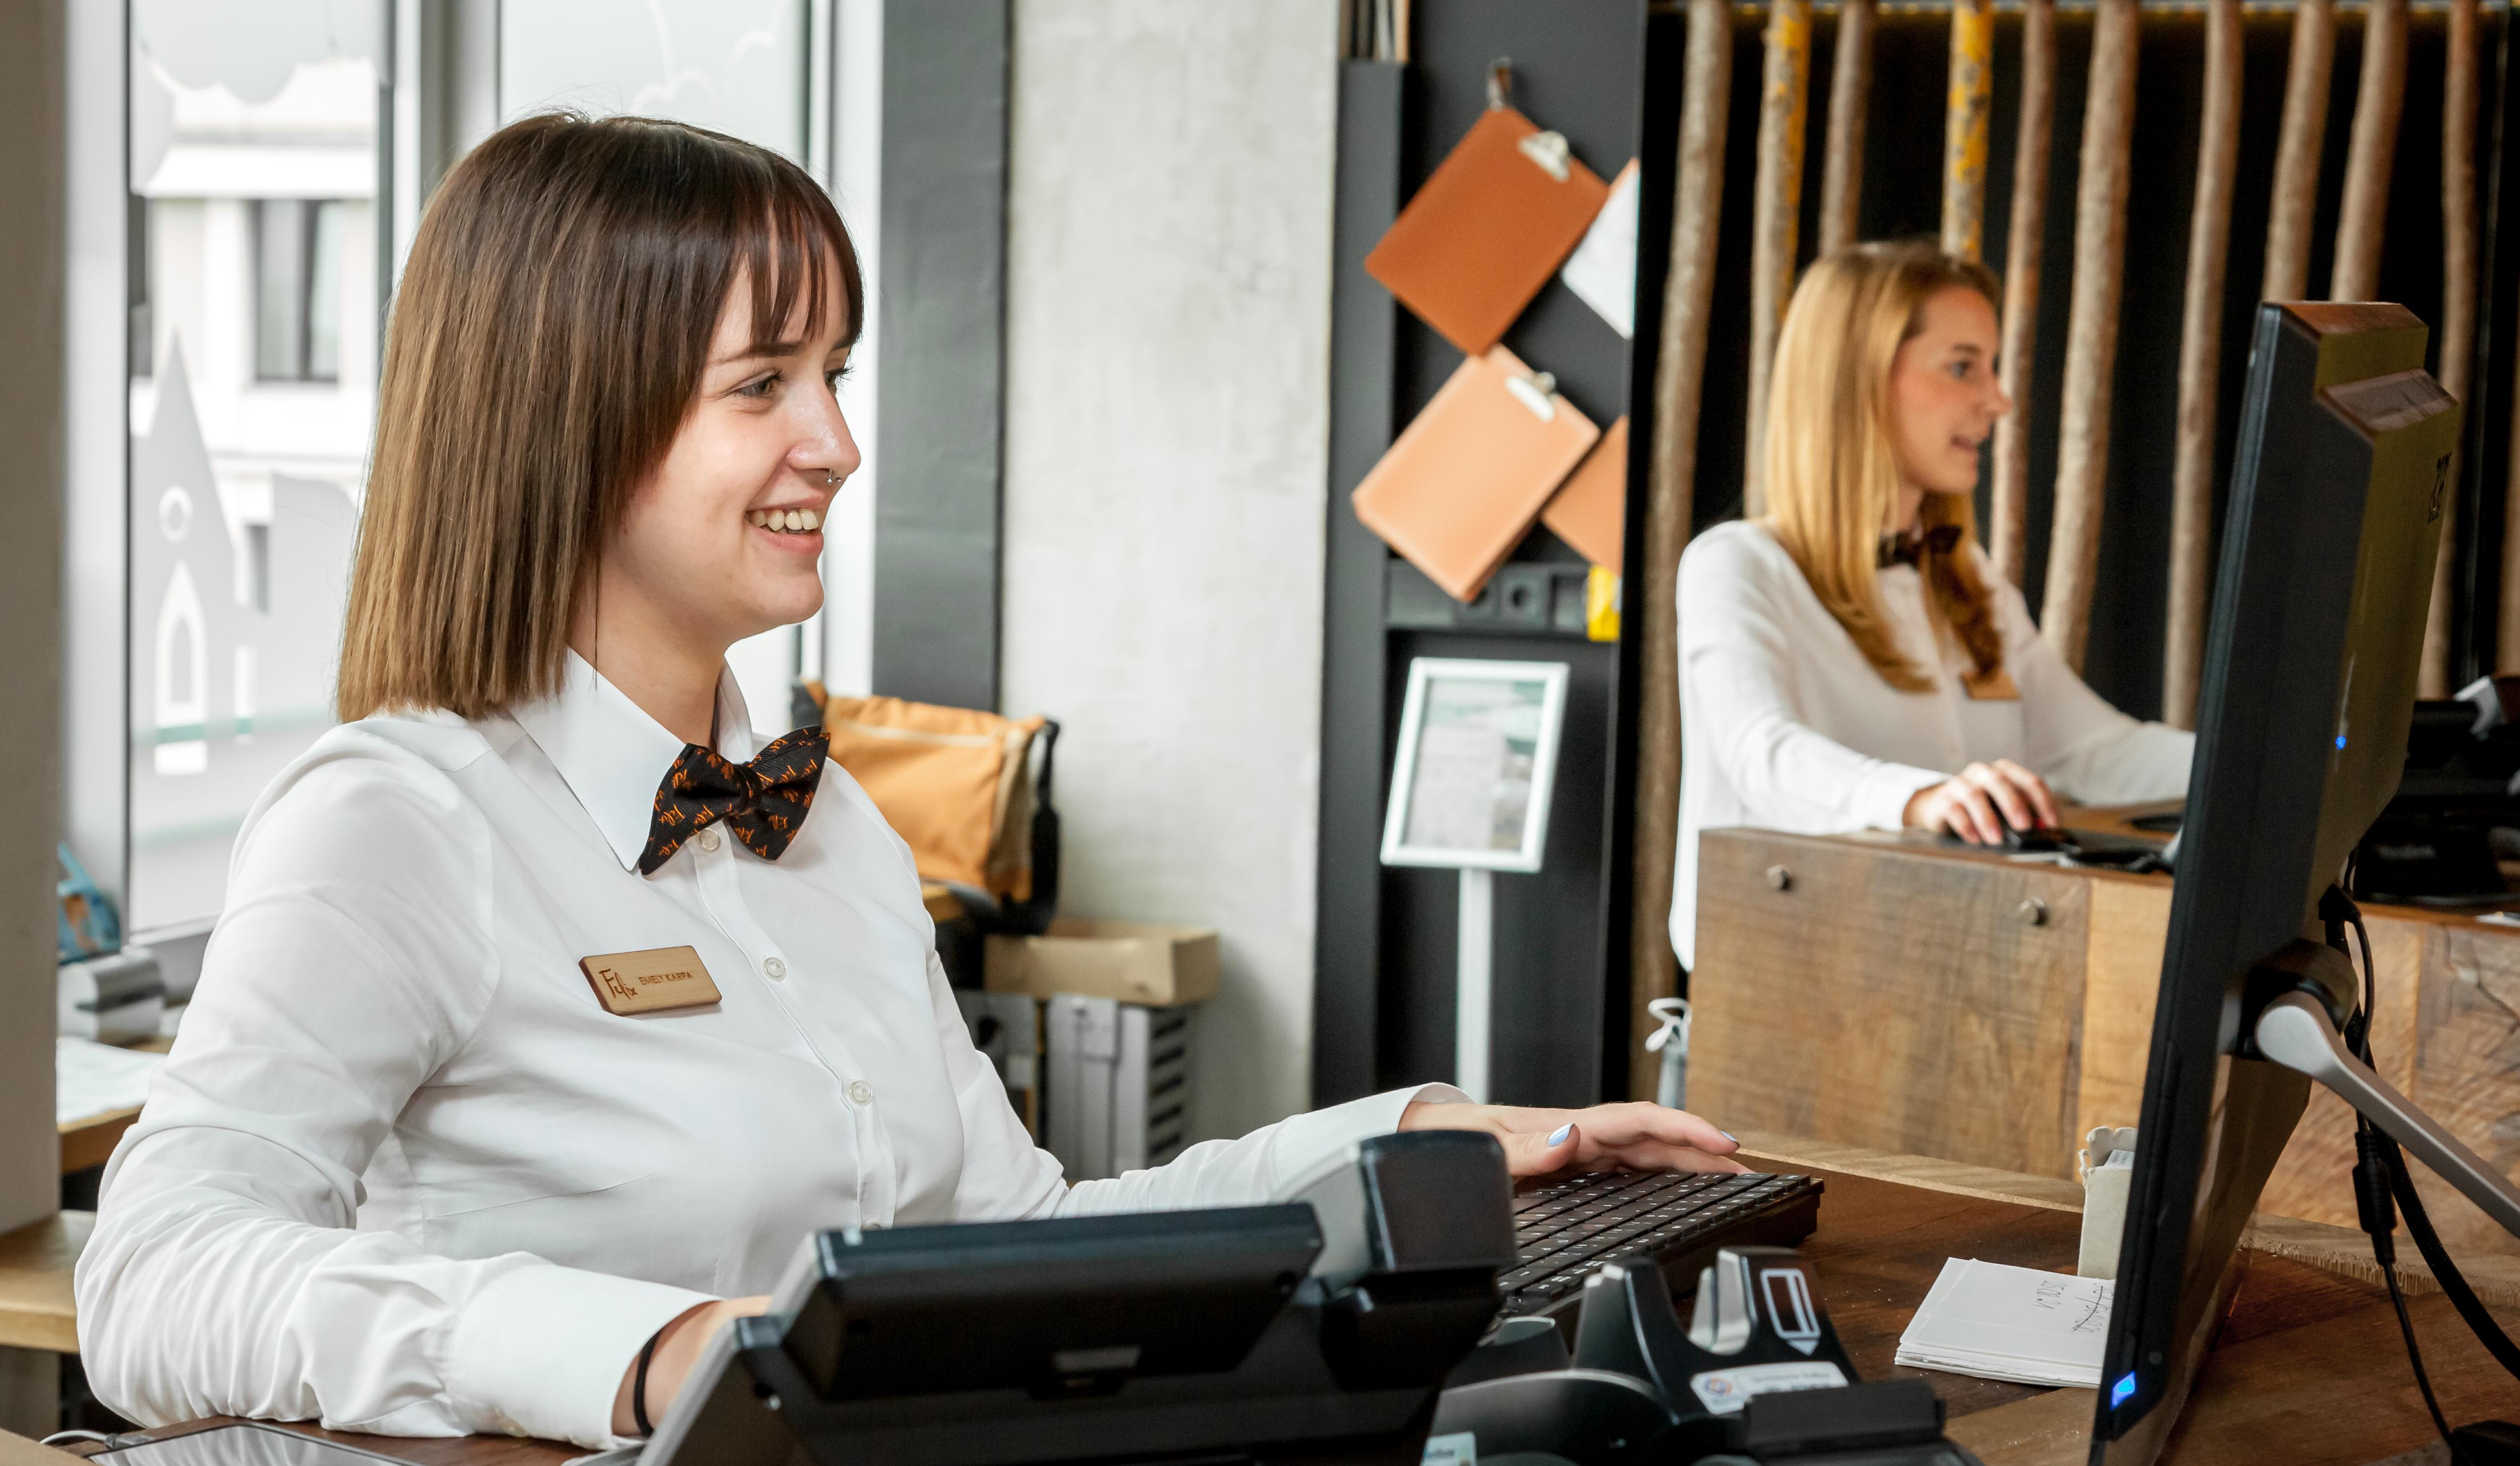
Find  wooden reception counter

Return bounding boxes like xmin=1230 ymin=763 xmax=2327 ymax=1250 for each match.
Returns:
xmin=1686 ymin=812 xmax=2520 ymax=1258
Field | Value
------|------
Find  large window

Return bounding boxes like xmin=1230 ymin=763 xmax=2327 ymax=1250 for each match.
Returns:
xmin=125 ymin=3 xmax=383 ymax=932
xmin=82 ymin=0 xmax=863 ymax=944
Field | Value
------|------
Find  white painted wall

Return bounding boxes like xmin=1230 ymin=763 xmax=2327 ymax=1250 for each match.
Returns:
xmin=1000 ymin=0 xmax=1341 ymax=1141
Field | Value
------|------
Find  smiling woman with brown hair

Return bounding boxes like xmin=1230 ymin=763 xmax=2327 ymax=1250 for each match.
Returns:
xmin=1667 ymin=241 xmax=2194 ymax=969
xmin=74 ymin=112 xmax=1748 ymax=1452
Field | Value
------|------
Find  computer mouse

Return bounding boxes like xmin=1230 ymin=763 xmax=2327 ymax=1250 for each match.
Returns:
xmin=2001 ymin=820 xmax=2069 ymax=853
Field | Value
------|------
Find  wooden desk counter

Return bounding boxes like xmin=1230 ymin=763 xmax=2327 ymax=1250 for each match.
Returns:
xmin=1689 ymin=820 xmax=2520 ymax=1260
xmin=48 ymin=1140 xmax=2509 ymax=1465
xmin=0 ymin=1211 xmax=86 ymax=1353
xmin=60 ymin=1111 xmax=139 ymax=1178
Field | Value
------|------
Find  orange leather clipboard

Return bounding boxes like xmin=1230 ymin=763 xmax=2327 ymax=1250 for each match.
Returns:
xmin=1352 ymin=346 xmax=1601 ymax=602
xmin=1540 ymin=415 xmax=1629 ymax=570
xmin=1365 ymin=108 xmax=1611 ymax=355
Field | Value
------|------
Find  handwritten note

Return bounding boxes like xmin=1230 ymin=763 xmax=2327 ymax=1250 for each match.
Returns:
xmin=1895 ymin=1258 xmax=2114 ymax=1388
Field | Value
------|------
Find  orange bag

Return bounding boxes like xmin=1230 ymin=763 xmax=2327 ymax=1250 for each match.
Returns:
xmin=815 ymin=691 xmax=1050 ymax=901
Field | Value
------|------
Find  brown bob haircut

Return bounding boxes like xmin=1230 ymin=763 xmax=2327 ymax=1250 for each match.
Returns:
xmin=337 ymin=112 xmax=862 ymax=721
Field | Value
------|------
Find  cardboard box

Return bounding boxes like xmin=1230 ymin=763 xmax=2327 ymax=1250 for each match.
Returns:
xmin=985 ymin=919 xmax=1220 ymax=1007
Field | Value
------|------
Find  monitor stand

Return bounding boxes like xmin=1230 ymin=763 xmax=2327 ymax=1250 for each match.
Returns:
xmin=2253 ymin=990 xmax=2520 ymax=1238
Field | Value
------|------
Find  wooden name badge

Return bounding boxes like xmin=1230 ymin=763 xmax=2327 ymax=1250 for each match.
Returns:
xmin=580 ymin=946 xmax=723 ymax=1016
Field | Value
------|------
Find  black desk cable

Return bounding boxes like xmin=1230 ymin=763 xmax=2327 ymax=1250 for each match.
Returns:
xmin=2324 ymin=886 xmax=2520 ymax=1466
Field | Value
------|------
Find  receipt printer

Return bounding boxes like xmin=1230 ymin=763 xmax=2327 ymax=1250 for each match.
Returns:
xmin=1432 ymin=1245 xmax=1985 ymax=1464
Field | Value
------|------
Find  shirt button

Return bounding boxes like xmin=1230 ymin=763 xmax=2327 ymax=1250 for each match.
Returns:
xmin=698 ymin=829 xmax=722 ymax=853
xmin=848 ymin=1079 xmax=874 ymax=1105
xmin=763 ymin=957 xmax=787 ymax=981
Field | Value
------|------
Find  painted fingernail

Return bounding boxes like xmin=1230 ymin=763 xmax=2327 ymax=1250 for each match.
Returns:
xmin=1720 ymin=1131 xmax=1739 ymax=1143
xmin=1547 ymin=1124 xmax=1573 ymax=1146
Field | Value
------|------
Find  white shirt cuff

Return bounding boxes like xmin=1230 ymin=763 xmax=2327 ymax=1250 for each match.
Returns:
xmin=442 ymin=1260 xmax=716 ymax=1449
xmin=1859 ymin=765 xmax=1947 ymax=833
xmin=1265 ymin=1083 xmax=1469 ymax=1189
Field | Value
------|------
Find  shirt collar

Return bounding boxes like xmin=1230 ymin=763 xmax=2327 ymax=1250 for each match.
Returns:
xmin=512 ymin=651 xmax=759 ymax=872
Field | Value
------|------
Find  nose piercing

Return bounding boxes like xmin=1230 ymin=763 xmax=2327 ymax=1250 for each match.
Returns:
xmin=825 ymin=470 xmax=845 ymax=486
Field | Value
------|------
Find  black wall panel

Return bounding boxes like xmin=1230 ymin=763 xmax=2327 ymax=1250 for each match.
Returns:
xmin=1315 ymin=0 xmax=1664 ymax=1109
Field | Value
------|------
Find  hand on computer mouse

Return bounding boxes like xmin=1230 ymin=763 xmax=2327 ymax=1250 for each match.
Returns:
xmin=1398 ymin=1098 xmax=1748 ymax=1178
xmin=1901 ymin=759 xmax=2059 ymax=845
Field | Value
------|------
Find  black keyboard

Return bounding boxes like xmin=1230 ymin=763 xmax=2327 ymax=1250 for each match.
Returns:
xmin=1501 ymin=1170 xmax=1824 ymax=1322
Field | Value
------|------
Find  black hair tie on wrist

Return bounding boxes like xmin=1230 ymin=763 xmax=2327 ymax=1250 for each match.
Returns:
xmin=633 ymin=1329 xmax=662 ymax=1436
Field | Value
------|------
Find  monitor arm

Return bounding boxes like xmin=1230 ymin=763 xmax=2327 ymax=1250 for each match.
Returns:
xmin=2253 ymin=990 xmax=2520 ymax=1239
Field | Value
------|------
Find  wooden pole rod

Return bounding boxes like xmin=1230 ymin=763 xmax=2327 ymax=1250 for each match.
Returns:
xmin=2263 ymin=0 xmax=2334 ymax=302
xmin=1943 ymin=0 xmax=1994 ymax=263
xmin=1744 ymin=0 xmax=1811 ymax=517
xmin=1818 ymin=0 xmax=1874 ymax=256
xmin=1631 ymin=0 xmax=1732 ymax=1099
xmin=1990 ymin=0 xmax=2054 ymax=589
xmin=2039 ymin=0 xmax=2138 ymax=673
xmin=2164 ymin=0 xmax=2243 ymax=730
xmin=2428 ymin=0 xmax=2478 ymax=694
xmin=2331 ymin=0 xmax=2406 ymax=302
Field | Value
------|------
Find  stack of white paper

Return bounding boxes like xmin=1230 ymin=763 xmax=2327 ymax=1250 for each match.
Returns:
xmin=1895 ymin=1258 xmax=2113 ymax=1388
xmin=58 ymin=1036 xmax=164 ymax=1125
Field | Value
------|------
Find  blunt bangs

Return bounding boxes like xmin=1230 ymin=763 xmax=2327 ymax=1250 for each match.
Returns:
xmin=337 ymin=112 xmax=865 ymax=722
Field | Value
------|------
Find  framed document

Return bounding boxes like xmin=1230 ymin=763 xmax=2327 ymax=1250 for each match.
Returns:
xmin=1380 ymin=658 xmax=1571 ymax=874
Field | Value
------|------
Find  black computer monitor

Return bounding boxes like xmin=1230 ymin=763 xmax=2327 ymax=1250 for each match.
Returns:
xmin=2091 ymin=302 xmax=2460 ymax=1464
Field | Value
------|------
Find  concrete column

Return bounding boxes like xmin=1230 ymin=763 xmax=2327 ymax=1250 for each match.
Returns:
xmin=0 ymin=0 xmax=66 ymax=1239
xmin=999 ymin=0 xmax=1340 ymax=1138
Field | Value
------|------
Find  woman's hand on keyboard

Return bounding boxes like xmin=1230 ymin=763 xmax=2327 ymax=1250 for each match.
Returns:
xmin=1398 ymin=1099 xmax=1749 ymax=1178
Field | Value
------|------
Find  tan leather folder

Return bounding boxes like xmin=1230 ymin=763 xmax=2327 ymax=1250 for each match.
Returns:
xmin=1365 ymin=107 xmax=1611 ymax=355
xmin=1541 ymin=415 xmax=1629 ymax=569
xmin=1352 ymin=346 xmax=1601 ymax=602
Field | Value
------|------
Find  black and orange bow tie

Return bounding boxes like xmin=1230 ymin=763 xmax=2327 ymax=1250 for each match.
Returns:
xmin=1878 ymin=523 xmax=1965 ymax=568
xmin=639 ymin=727 xmax=829 ymax=875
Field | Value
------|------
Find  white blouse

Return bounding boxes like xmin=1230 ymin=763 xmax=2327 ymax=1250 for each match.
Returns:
xmin=76 ymin=653 xmax=1451 ymax=1450
xmin=1668 ymin=521 xmax=2195 ymax=967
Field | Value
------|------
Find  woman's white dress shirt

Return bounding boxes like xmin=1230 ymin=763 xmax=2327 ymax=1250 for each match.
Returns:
xmin=1668 ymin=521 xmax=2195 ymax=967
xmin=77 ymin=654 xmax=1454 ymax=1449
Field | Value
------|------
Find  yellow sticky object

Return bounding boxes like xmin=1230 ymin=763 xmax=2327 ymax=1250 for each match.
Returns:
xmin=1586 ymin=566 xmax=1621 ymax=642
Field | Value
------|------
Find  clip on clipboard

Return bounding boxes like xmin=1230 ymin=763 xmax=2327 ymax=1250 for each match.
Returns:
xmin=1540 ymin=414 xmax=1629 ymax=571
xmin=1365 ymin=104 xmax=1611 ymax=355
xmin=1352 ymin=346 xmax=1600 ymax=603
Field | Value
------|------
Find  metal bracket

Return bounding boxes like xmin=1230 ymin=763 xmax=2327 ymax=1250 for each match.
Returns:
xmin=2253 ymin=990 xmax=2520 ymax=1238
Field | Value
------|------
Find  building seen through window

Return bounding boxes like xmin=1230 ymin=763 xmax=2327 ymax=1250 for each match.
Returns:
xmin=101 ymin=0 xmax=832 ymax=937
xmin=126 ymin=2 xmax=382 ymax=933
xmin=252 ymin=197 xmax=345 ymax=382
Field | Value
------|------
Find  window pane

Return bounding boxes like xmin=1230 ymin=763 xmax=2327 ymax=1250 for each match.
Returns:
xmin=501 ymin=0 xmax=813 ymax=732
xmin=129 ymin=2 xmax=383 ymax=932
xmin=254 ymin=198 xmax=305 ymax=380
xmin=305 ymin=200 xmax=343 ymax=381
xmin=500 ymin=3 xmax=807 ymax=162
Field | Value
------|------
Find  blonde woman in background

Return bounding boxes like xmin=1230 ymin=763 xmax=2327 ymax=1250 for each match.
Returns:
xmin=1668 ymin=242 xmax=2193 ymax=968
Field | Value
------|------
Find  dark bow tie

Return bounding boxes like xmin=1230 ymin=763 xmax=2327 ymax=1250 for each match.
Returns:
xmin=640 ymin=727 xmax=829 ymax=875
xmin=1878 ymin=523 xmax=1965 ymax=568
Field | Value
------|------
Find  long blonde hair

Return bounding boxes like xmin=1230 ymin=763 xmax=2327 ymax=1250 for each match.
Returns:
xmin=1761 ymin=242 xmax=2004 ymax=694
